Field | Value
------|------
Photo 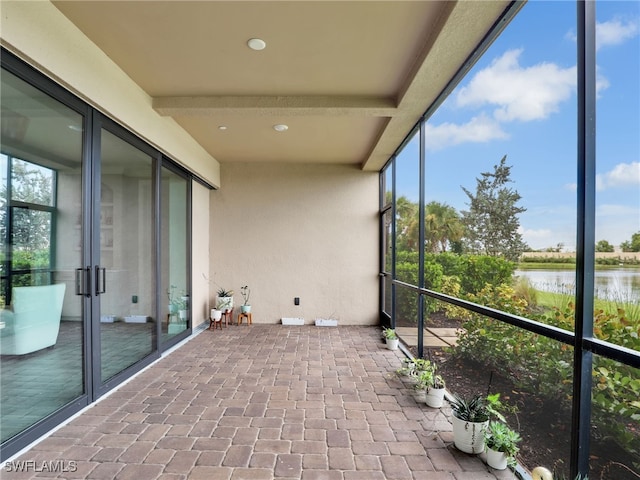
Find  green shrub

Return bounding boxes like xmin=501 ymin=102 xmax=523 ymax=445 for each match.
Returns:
xmin=395 ymin=261 xmax=444 ymax=323
xmin=457 ymin=255 xmax=515 ymax=295
xmin=440 ymin=275 xmax=471 ymax=320
xmin=453 ymin=294 xmax=640 ymax=463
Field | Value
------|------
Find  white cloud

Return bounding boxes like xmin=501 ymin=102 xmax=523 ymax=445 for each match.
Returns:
xmin=565 ymin=17 xmax=639 ymax=51
xmin=455 ymin=49 xmax=576 ymax=122
xmin=565 ymin=163 xmax=639 ymax=192
xmin=596 ymin=162 xmax=640 ymax=191
xmin=521 ymin=227 xmax=552 ymax=240
xmin=520 ymin=226 xmax=576 ymax=251
xmin=595 ymin=66 xmax=611 ymax=99
xmin=596 ymin=17 xmax=639 ymax=50
xmin=597 ymin=203 xmax=640 ymax=217
xmin=423 ymin=114 xmax=508 ymax=151
xmin=595 ymin=214 xmax=640 ymax=247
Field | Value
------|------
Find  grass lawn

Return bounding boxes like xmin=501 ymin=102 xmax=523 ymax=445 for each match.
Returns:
xmin=536 ymin=290 xmax=639 ymax=318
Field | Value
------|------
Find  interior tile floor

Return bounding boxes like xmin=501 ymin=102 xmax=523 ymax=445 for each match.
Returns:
xmin=3 ymin=325 xmax=517 ymax=479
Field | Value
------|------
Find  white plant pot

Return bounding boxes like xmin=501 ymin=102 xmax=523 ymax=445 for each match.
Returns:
xmin=486 ymin=447 xmax=508 ymax=470
xmin=451 ymin=415 xmax=488 ymax=454
xmin=210 ymin=309 xmax=222 ymax=321
xmin=386 ymin=338 xmax=399 ymax=350
xmin=241 ymin=305 xmax=251 ymax=313
xmin=216 ymin=296 xmax=233 ymax=311
xmin=413 ymin=389 xmax=427 ymax=402
xmin=425 ymin=387 xmax=446 ymax=408
xmin=402 ymin=374 xmax=418 ymax=386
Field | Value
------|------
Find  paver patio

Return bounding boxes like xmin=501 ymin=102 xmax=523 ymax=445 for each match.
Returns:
xmin=3 ymin=325 xmax=518 ymax=479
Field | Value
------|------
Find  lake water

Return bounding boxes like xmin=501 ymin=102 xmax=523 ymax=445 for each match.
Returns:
xmin=514 ymin=268 xmax=640 ymax=303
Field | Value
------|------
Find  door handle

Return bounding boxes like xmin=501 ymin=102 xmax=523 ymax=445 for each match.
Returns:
xmin=75 ymin=267 xmax=92 ymax=297
xmin=95 ymin=266 xmax=106 ymax=295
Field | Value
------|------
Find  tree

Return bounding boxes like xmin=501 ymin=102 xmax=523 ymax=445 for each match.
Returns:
xmin=620 ymin=232 xmax=640 ymax=252
xmin=460 ymin=155 xmax=527 ymax=261
xmin=394 ymin=196 xmax=419 ymax=251
xmin=544 ymin=243 xmax=564 ymax=253
xmin=595 ymin=239 xmax=614 ymax=253
xmin=0 ymin=158 xmax=54 ymax=273
xmin=425 ymin=201 xmax=464 ymax=253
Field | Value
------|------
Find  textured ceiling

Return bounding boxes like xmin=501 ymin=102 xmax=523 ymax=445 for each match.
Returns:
xmin=52 ymin=1 xmax=513 ymax=171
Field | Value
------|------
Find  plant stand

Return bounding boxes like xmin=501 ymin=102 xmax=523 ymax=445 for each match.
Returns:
xmin=209 ymin=309 xmax=224 ymax=330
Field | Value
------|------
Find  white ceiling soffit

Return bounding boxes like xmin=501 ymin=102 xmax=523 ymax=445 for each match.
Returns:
xmin=52 ymin=1 xmax=515 ymax=171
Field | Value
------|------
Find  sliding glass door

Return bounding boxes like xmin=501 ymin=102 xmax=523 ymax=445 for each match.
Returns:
xmin=160 ymin=163 xmax=190 ymax=343
xmin=1 ymin=51 xmax=193 ymax=460
xmin=1 ymin=68 xmax=86 ymax=445
xmin=96 ymin=124 xmax=157 ymax=386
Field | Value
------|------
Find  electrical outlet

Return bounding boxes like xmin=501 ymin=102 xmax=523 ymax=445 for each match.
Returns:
xmin=294 ymin=297 xmax=300 ymax=305
xmin=132 ymin=295 xmax=138 ymax=304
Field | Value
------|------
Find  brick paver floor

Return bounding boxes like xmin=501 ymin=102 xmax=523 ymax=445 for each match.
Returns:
xmin=3 ymin=325 xmax=518 ymax=479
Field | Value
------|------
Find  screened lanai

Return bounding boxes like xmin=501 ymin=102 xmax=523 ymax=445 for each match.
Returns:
xmin=1 ymin=1 xmax=639 ymax=479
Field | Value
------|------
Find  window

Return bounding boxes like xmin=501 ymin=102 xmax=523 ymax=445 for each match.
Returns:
xmin=1 ymin=155 xmax=57 ymax=304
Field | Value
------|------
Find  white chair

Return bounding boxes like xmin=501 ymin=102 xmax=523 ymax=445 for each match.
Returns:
xmin=0 ymin=284 xmax=66 ymax=355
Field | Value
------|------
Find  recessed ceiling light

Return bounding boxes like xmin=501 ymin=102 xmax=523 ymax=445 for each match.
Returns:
xmin=273 ymin=124 xmax=288 ymax=132
xmin=247 ymin=38 xmax=266 ymax=51
xmin=218 ymin=126 xmax=228 ymax=131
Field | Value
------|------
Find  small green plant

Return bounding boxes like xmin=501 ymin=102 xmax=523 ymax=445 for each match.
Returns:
xmin=216 ymin=288 xmax=234 ymax=310
xmin=382 ymin=327 xmax=397 ymax=340
xmin=414 ymin=369 xmax=434 ymax=391
xmin=484 ymin=421 xmax=521 ymax=459
xmin=240 ymin=285 xmax=251 ymax=305
xmin=396 ymin=358 xmax=418 ymax=377
xmin=216 ymin=287 xmax=233 ymax=297
xmin=432 ymin=374 xmax=446 ymax=389
xmin=167 ymin=284 xmax=180 ymax=312
xmin=449 ymin=393 xmax=506 ymax=423
xmin=412 ymin=358 xmax=432 ymax=371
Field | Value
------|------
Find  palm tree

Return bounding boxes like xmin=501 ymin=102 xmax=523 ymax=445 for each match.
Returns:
xmin=425 ymin=201 xmax=464 ymax=253
xmin=395 ymin=196 xmax=419 ymax=251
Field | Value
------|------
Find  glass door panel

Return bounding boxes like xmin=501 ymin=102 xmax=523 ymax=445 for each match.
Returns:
xmin=99 ymin=129 xmax=155 ymax=382
xmin=0 ymin=69 xmax=84 ymax=443
xmin=161 ymin=164 xmax=189 ymax=342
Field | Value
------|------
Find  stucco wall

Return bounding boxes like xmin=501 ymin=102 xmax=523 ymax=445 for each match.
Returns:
xmin=210 ymin=163 xmax=379 ymax=325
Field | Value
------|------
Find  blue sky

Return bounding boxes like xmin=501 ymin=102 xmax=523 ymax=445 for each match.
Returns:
xmin=396 ymin=1 xmax=639 ymax=251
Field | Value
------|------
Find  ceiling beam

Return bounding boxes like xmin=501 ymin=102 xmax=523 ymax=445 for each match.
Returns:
xmin=152 ymin=95 xmax=398 ymax=117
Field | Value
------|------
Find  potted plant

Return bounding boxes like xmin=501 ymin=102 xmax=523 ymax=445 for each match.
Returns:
xmin=425 ymin=373 xmax=446 ymax=408
xmin=216 ymin=288 xmax=234 ymax=312
xmin=484 ymin=421 xmax=521 ymax=470
xmin=396 ymin=358 xmax=417 ymax=377
xmin=167 ymin=285 xmax=179 ymax=315
xmin=413 ymin=368 xmax=433 ymax=402
xmin=382 ymin=327 xmax=399 ymax=350
xmin=240 ymin=285 xmax=251 ymax=313
xmin=178 ymin=291 xmax=189 ymax=320
xmin=449 ymin=393 xmax=505 ymax=454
